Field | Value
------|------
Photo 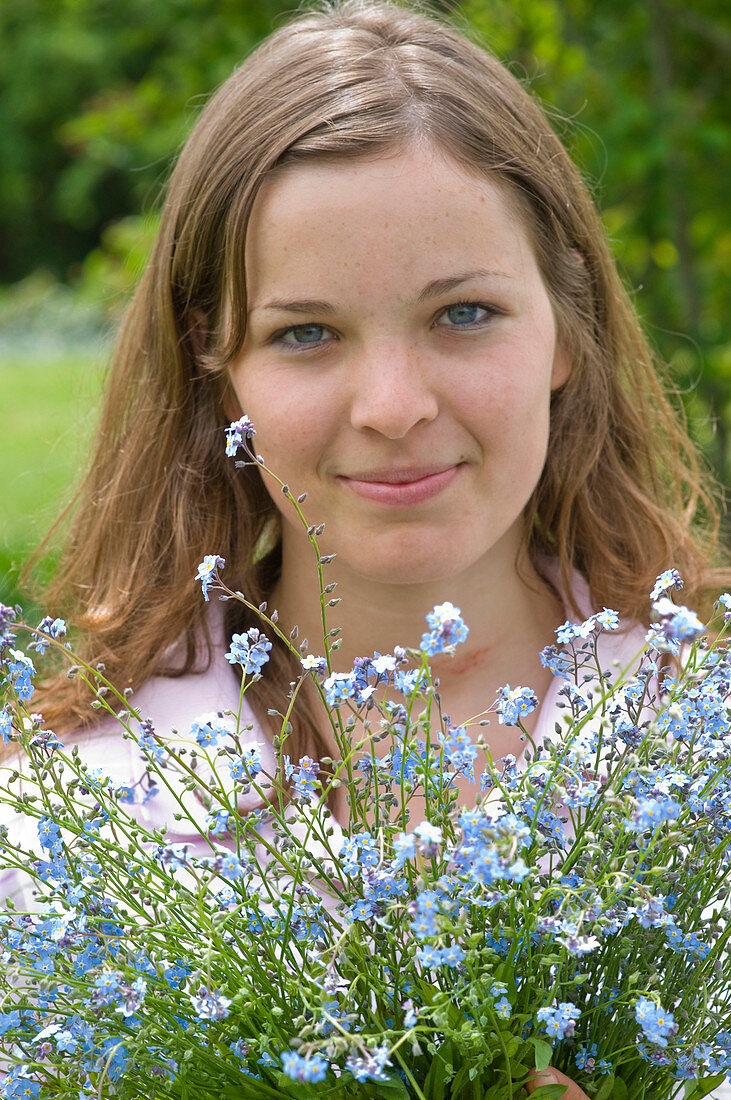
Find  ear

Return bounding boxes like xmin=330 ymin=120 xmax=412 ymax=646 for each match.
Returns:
xmin=550 ymin=339 xmax=572 ymax=391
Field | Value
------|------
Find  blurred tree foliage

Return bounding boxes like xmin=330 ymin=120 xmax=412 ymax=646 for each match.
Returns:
xmin=1 ymin=0 xmax=729 ymax=489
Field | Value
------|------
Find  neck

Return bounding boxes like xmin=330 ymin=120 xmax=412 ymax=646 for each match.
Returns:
xmin=269 ymin=528 xmax=564 ymax=717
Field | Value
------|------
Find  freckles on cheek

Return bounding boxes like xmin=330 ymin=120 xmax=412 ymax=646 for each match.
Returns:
xmin=257 ymin=414 xmax=322 ymax=467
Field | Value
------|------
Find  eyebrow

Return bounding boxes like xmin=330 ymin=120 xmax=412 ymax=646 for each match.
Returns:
xmin=417 ymin=269 xmax=511 ymax=303
xmin=251 ymin=269 xmax=511 ymax=314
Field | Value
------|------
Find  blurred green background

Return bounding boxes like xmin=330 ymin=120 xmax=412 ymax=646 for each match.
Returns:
xmin=2 ymin=0 xmax=729 ymax=614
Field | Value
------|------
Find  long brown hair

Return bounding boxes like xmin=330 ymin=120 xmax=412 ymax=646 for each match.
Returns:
xmin=28 ymin=0 xmax=725 ymax=765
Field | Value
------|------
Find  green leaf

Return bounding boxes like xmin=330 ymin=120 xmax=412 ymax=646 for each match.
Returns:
xmin=530 ymin=1039 xmax=553 ymax=1073
xmin=684 ymin=1074 xmax=729 ymax=1100
xmin=449 ymin=1063 xmax=474 ymax=1096
xmin=362 ymin=1075 xmax=411 ymax=1098
xmin=591 ymin=1075 xmax=616 ymax=1100
xmin=504 ymin=1035 xmax=521 ymax=1058
xmin=421 ymin=1040 xmax=456 ymax=1100
xmin=609 ymin=1076 xmax=628 ymax=1100
xmin=221 ymin=1079 xmax=286 ymax=1100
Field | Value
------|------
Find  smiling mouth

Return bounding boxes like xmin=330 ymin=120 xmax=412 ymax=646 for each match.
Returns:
xmin=337 ymin=463 xmax=464 ymax=506
xmin=344 ymin=463 xmax=459 ymax=484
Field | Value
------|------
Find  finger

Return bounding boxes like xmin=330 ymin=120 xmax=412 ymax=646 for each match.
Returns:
xmin=526 ymin=1065 xmax=591 ymax=1099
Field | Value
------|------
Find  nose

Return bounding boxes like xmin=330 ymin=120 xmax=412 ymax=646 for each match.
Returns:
xmin=348 ymin=343 xmax=439 ymax=439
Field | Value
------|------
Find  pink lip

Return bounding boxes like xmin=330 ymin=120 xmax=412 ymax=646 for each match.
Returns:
xmin=338 ymin=464 xmax=463 ymax=506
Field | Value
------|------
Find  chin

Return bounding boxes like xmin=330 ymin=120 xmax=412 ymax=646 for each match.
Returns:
xmin=359 ymin=563 xmax=451 ymax=586
xmin=349 ymin=543 xmax=479 ymax=587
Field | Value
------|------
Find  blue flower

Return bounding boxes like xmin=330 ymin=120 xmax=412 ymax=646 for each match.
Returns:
xmin=206 ymin=809 xmax=232 ymax=835
xmin=650 ymin=569 xmax=684 ymax=600
xmin=415 ymin=944 xmax=443 ymax=968
xmin=28 ymin=727 xmax=63 ymax=754
xmin=195 ymin=555 xmax=225 ymax=601
xmin=441 ymin=943 xmax=466 ymax=967
xmin=115 ymin=978 xmax=148 ymax=1019
xmin=53 ymin=1028 xmax=77 ymax=1053
xmin=393 ymin=667 xmax=428 ymax=695
xmin=153 ymin=844 xmax=191 ymax=871
xmin=28 ymin=616 xmax=67 ymax=655
xmin=137 ymin=718 xmax=164 ymax=762
xmin=5 ymin=648 xmax=36 ymax=701
xmin=0 ymin=1011 xmax=22 ymax=1037
xmin=409 ymin=821 xmax=441 ymax=860
xmin=94 ymin=1038 xmax=129 ymax=1081
xmin=218 ymin=853 xmax=246 ymax=880
xmin=190 ymin=713 xmax=235 ymax=747
xmin=281 ymin=1050 xmax=328 ymax=1083
xmin=575 ymin=1044 xmax=599 ymax=1071
xmin=355 ymin=832 xmax=379 ymax=867
xmin=2 ymin=1067 xmax=42 ymax=1097
xmin=652 ymin=597 xmax=705 ymax=644
xmin=594 ymin=607 xmax=620 ymax=630
xmin=225 ymin=415 xmax=256 ymax=457
xmin=301 ymin=653 xmax=328 ymax=675
xmin=555 ymin=618 xmax=595 ymax=644
xmin=348 ymin=899 xmax=375 ymax=921
xmin=339 ymin=836 xmax=360 ymax=873
xmin=0 ymin=707 xmax=13 ymax=745
xmin=496 ymin=684 xmax=539 ymax=726
xmin=420 ymin=602 xmax=469 ymax=655
xmin=189 ymin=986 xmax=231 ymax=1021
xmin=537 ymin=1002 xmax=580 ymax=1040
xmin=0 ymin=603 xmax=18 ymax=649
xmin=635 ymin=998 xmax=675 ymax=1048
xmin=164 ymin=962 xmax=191 ymax=989
xmin=229 ymin=743 xmax=264 ymax=781
xmin=230 ymin=1038 xmax=250 ymax=1061
xmin=539 ymin=644 xmax=572 ymax=680
xmin=89 ymin=971 xmax=123 ymax=1008
xmin=627 ymin=796 xmax=681 ymax=832
xmin=345 ymin=1043 xmax=392 ymax=1083
xmin=225 ymin=628 xmax=272 ymax=675
xmin=284 ymin=754 xmax=321 ymax=800
xmin=323 ymin=670 xmax=357 ymax=707
xmin=37 ymin=816 xmax=62 ymax=855
xmin=393 ymin=831 xmax=416 ymax=868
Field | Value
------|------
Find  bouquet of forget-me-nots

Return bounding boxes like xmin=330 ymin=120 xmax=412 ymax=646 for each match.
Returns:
xmin=0 ymin=418 xmax=729 ymax=1100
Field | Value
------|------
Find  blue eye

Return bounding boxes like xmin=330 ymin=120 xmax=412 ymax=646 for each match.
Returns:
xmin=281 ymin=324 xmax=327 ymax=345
xmin=447 ymin=303 xmax=481 ymax=325
xmin=439 ymin=302 xmax=492 ymax=327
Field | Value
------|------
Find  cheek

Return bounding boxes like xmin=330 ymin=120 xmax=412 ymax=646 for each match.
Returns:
xmin=464 ymin=365 xmax=551 ymax=442
xmin=230 ymin=370 xmax=332 ymax=473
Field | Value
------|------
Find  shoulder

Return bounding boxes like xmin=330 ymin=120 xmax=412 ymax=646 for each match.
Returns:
xmin=540 ymin=557 xmax=647 ymax=666
xmin=530 ymin=561 xmax=649 ymax=750
xmin=0 ymin=603 xmax=277 ymax=906
xmin=85 ymin=601 xmax=242 ymax=727
xmin=91 ymin=600 xmax=275 ymax=764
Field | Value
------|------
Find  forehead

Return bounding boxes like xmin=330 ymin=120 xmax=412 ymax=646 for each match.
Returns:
xmin=243 ymin=146 xmax=541 ymax=305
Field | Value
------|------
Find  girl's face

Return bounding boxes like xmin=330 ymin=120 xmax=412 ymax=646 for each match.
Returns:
xmin=229 ymin=146 xmax=570 ymax=586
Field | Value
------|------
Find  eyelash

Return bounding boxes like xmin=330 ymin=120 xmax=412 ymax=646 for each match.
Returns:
xmin=270 ymin=299 xmax=500 ymax=351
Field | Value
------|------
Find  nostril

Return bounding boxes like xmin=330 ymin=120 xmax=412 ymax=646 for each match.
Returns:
xmin=349 ymin=379 xmax=439 ymax=439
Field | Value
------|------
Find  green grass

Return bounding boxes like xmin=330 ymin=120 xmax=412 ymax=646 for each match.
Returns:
xmin=1 ymin=353 xmax=105 ymax=613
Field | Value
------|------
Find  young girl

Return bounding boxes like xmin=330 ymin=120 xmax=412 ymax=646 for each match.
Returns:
xmin=6 ymin=1 xmax=728 ymax=1094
